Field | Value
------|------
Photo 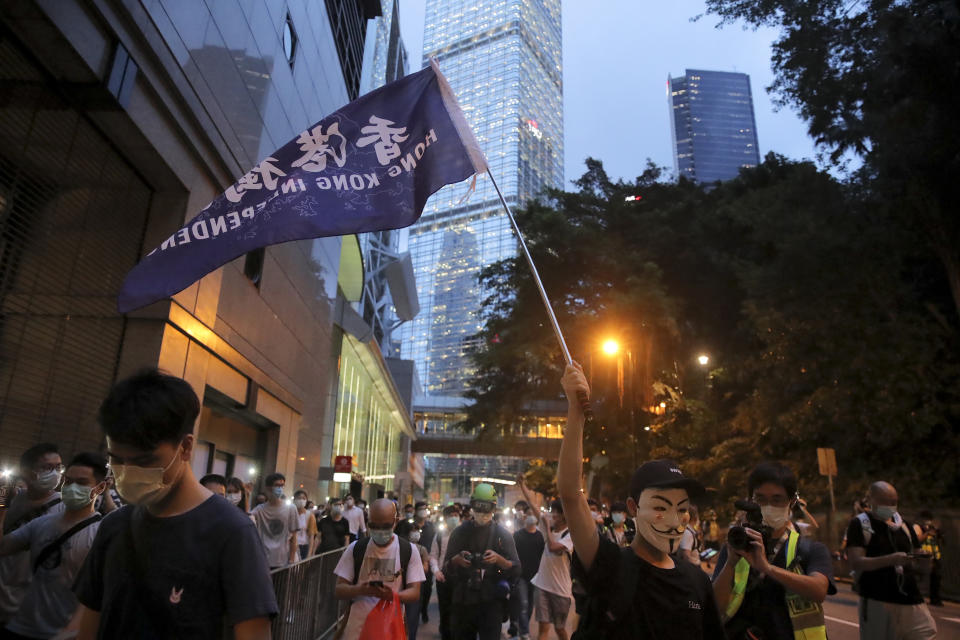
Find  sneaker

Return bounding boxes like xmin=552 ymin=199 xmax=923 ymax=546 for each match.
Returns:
xmin=520 ymin=635 xmax=531 ymax=640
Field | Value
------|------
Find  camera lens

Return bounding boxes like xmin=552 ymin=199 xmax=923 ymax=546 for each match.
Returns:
xmin=727 ymin=525 xmax=749 ymax=551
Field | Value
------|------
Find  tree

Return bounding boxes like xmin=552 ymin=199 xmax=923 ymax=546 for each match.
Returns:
xmin=703 ymin=0 xmax=960 ymax=321
xmin=466 ymin=155 xmax=960 ymax=510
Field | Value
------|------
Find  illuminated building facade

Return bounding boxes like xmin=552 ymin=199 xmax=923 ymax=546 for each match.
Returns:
xmin=669 ymin=69 xmax=760 ymax=183
xmin=398 ymin=0 xmax=563 ymax=399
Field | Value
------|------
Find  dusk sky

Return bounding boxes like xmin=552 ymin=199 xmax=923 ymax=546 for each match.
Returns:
xmin=398 ymin=0 xmax=824 ymax=187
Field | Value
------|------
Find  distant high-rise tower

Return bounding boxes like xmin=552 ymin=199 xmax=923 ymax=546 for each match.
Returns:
xmin=398 ymin=0 xmax=563 ymax=398
xmin=669 ymin=69 xmax=760 ymax=183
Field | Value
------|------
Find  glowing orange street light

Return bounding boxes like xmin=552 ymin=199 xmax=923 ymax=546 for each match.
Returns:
xmin=602 ymin=339 xmax=620 ymax=356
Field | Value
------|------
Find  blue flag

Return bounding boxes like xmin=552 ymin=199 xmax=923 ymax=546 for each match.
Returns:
xmin=118 ymin=61 xmax=486 ymax=313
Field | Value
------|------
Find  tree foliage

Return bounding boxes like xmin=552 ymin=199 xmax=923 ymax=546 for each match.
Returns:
xmin=466 ymin=155 xmax=960 ymax=511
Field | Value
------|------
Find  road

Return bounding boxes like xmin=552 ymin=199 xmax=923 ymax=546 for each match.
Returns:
xmin=415 ymin=581 xmax=960 ymax=639
xmin=823 ymin=582 xmax=960 ymax=640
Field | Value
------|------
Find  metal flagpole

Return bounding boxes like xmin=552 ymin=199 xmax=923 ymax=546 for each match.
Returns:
xmin=485 ymin=168 xmax=595 ymax=421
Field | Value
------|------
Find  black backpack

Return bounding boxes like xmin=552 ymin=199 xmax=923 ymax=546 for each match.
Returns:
xmin=351 ymin=536 xmax=414 ymax=589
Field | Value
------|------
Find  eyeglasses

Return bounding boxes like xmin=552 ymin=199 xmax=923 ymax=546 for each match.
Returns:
xmin=470 ymin=501 xmax=495 ymax=514
xmin=751 ymin=495 xmax=790 ymax=508
xmin=35 ymin=464 xmax=65 ymax=474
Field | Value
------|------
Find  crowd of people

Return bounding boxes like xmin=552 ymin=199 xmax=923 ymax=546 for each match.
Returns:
xmin=0 ymin=365 xmax=951 ymax=640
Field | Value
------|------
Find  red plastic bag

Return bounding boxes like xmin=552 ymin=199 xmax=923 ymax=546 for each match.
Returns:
xmin=358 ymin=592 xmax=405 ymax=640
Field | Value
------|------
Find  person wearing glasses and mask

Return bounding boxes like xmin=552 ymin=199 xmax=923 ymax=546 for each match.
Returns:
xmin=713 ymin=462 xmax=836 ymax=640
xmin=845 ymin=481 xmax=937 ymax=640
xmin=333 ymin=499 xmax=424 ymax=640
xmin=0 ymin=443 xmax=65 ymax=626
xmin=443 ymin=483 xmax=520 ymax=640
xmin=0 ymin=453 xmax=106 ymax=639
xmin=71 ymin=369 xmax=277 ymax=640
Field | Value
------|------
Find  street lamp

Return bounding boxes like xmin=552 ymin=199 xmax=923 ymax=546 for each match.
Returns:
xmin=697 ymin=354 xmax=710 ymax=366
xmin=602 ymin=339 xmax=620 ymax=356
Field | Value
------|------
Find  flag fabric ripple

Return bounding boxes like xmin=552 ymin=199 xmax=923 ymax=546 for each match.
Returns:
xmin=118 ymin=60 xmax=486 ymax=313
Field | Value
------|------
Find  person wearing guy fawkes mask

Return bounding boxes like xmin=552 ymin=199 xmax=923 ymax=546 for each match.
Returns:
xmin=0 ymin=443 xmax=65 ymax=625
xmin=713 ymin=462 xmax=836 ymax=640
xmin=0 ymin=453 xmax=106 ymax=639
xmin=845 ymin=481 xmax=937 ymax=640
xmin=443 ymin=483 xmax=521 ymax=640
xmin=556 ymin=363 xmax=725 ymax=640
xmin=71 ymin=369 xmax=277 ymax=638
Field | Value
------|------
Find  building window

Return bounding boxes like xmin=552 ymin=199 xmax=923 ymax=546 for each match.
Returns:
xmin=282 ymin=12 xmax=298 ymax=66
xmin=244 ymin=248 xmax=265 ymax=288
xmin=325 ymin=0 xmax=380 ymax=100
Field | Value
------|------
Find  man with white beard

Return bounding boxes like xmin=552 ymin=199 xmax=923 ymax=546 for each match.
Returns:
xmin=556 ymin=363 xmax=725 ymax=639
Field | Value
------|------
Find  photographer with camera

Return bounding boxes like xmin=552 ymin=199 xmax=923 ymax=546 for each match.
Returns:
xmin=712 ymin=461 xmax=835 ymax=640
xmin=442 ymin=483 xmax=520 ymax=640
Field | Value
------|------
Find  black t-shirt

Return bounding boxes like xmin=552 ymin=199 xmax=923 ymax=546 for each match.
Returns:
xmin=318 ymin=516 xmax=350 ymax=553
xmin=513 ymin=528 xmax=546 ymax=581
xmin=713 ymin=535 xmax=836 ymax=639
xmin=572 ymin=536 xmax=726 ymax=640
xmin=74 ymin=496 xmax=278 ymax=639
xmin=845 ymin=514 xmax=922 ymax=604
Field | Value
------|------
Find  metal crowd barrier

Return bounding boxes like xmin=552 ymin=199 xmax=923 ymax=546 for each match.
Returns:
xmin=270 ymin=547 xmax=349 ymax=640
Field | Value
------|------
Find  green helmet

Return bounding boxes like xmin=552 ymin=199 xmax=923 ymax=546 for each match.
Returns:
xmin=471 ymin=482 xmax=497 ymax=503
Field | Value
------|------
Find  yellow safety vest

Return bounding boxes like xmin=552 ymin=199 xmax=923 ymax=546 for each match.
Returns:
xmin=725 ymin=529 xmax=828 ymax=640
xmin=921 ymin=533 xmax=942 ymax=560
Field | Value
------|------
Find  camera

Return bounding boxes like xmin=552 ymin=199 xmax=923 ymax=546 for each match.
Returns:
xmin=727 ymin=500 xmax=773 ymax=552
xmin=462 ymin=552 xmax=485 ymax=590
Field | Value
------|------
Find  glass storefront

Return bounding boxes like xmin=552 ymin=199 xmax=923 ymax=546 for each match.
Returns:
xmin=332 ymin=332 xmax=414 ymax=492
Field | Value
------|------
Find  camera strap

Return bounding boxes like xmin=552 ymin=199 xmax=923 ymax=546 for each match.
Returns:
xmin=767 ymin=530 xmax=790 ymax=561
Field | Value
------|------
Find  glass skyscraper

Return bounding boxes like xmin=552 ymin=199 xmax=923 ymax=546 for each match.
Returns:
xmin=398 ymin=0 xmax=563 ymax=398
xmin=669 ymin=69 xmax=760 ymax=183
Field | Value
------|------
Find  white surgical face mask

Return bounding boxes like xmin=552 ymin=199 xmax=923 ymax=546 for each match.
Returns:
xmin=612 ymin=513 xmax=626 ymax=525
xmin=474 ymin=511 xmax=494 ymax=526
xmin=633 ymin=488 xmax=689 ymax=554
xmin=761 ymin=505 xmax=791 ymax=530
xmin=111 ymin=447 xmax=183 ymax=506
xmin=226 ymin=492 xmax=242 ymax=505
xmin=294 ymin=498 xmax=307 ymax=509
xmin=409 ymin=530 xmax=421 ymax=543
xmin=445 ymin=516 xmax=460 ymax=530
xmin=371 ymin=529 xmax=393 ymax=546
xmin=524 ymin=515 xmax=538 ymax=527
xmin=62 ymin=482 xmax=97 ymax=511
xmin=345 ymin=499 xmax=354 ymax=508
xmin=332 ymin=505 xmax=343 ymax=515
xmin=875 ymin=505 xmax=898 ymax=522
xmin=416 ymin=509 xmax=429 ymax=519
xmin=34 ymin=469 xmax=62 ymax=492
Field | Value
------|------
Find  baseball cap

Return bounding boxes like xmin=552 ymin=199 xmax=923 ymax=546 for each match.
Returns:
xmin=629 ymin=459 xmax=704 ymax=500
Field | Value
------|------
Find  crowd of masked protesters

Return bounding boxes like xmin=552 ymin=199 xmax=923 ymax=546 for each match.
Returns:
xmin=0 ymin=366 xmax=948 ymax=640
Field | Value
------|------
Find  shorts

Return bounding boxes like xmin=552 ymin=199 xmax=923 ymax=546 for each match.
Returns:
xmin=535 ymin=587 xmax=571 ymax=628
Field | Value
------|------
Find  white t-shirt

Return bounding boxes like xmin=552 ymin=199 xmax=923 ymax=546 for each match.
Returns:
xmin=6 ymin=512 xmax=101 ymax=638
xmin=531 ymin=527 xmax=574 ymax=598
xmin=334 ymin=535 xmax=425 ymax=640
xmin=342 ymin=505 xmax=366 ymax=536
xmin=251 ymin=502 xmax=299 ymax=568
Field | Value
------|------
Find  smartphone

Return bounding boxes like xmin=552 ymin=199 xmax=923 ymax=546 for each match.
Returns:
xmin=369 ymin=580 xmax=384 ymax=588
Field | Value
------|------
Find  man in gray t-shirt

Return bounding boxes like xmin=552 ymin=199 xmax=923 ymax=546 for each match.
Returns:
xmin=251 ymin=472 xmax=299 ymax=568
xmin=0 ymin=453 xmax=106 ymax=638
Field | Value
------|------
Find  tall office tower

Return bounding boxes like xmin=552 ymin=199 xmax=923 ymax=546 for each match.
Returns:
xmin=669 ymin=69 xmax=760 ymax=183
xmin=399 ymin=0 xmax=563 ymax=400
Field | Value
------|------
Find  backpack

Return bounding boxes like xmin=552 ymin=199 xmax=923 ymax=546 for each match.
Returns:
xmin=851 ymin=512 xmax=913 ymax=591
xmin=351 ymin=535 xmax=413 ymax=589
